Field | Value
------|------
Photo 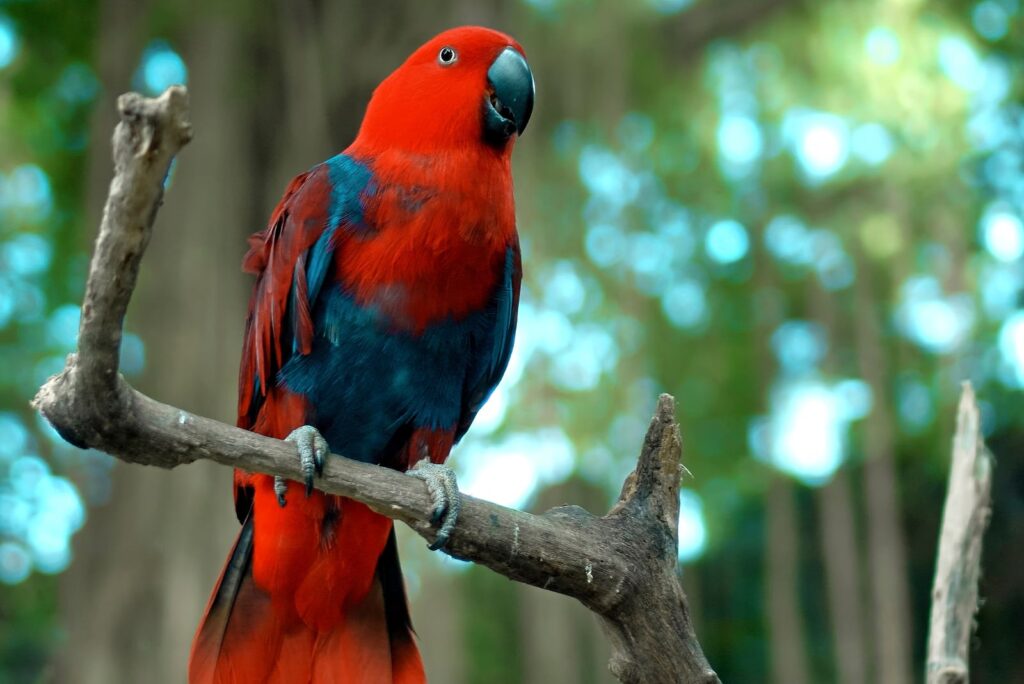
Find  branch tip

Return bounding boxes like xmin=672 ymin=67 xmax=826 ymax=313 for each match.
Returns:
xmin=926 ymin=381 xmax=994 ymax=684
xmin=610 ymin=394 xmax=683 ymax=529
xmin=115 ymin=86 xmax=193 ymax=161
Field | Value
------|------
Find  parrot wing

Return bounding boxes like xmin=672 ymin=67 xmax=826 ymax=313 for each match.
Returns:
xmin=456 ymin=244 xmax=521 ymax=442
xmin=233 ymin=154 xmax=373 ymax=520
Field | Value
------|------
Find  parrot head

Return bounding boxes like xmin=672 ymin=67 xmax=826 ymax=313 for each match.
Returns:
xmin=356 ymin=26 xmax=535 ymax=154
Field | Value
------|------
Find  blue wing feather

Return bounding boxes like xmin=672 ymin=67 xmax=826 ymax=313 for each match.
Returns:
xmin=238 ymin=154 xmax=373 ymax=428
xmin=242 ymin=152 xmax=519 ymax=464
xmin=456 ymin=245 xmax=521 ymax=442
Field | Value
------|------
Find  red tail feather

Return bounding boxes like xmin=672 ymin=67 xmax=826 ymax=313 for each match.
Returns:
xmin=189 ymin=510 xmax=425 ymax=683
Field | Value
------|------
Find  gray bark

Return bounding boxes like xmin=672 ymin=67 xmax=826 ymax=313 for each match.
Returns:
xmin=926 ymin=384 xmax=993 ymax=684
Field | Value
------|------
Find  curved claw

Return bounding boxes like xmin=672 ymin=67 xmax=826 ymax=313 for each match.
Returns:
xmin=408 ymin=459 xmax=462 ymax=550
xmin=274 ymin=476 xmax=288 ymax=508
xmin=275 ymin=425 xmax=330 ymax=506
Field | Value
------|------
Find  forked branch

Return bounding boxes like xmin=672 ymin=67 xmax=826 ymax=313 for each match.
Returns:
xmin=32 ymin=88 xmax=718 ymax=683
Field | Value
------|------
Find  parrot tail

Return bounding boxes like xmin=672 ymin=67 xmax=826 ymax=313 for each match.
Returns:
xmin=189 ymin=513 xmax=426 ymax=684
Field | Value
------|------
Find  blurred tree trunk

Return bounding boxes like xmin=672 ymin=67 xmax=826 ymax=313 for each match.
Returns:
xmin=854 ymin=258 xmax=914 ymax=684
xmin=409 ymin=559 xmax=468 ymax=684
xmin=462 ymin=563 xmax=523 ymax=684
xmin=754 ymin=244 xmax=811 ymax=684
xmin=765 ymin=478 xmax=811 ymax=684
xmin=516 ymin=479 xmax=616 ymax=684
xmin=811 ymin=283 xmax=868 ymax=684
xmin=56 ymin=10 xmax=252 ymax=682
xmin=517 ymin=585 xmax=614 ymax=684
xmin=816 ymin=474 xmax=868 ymax=684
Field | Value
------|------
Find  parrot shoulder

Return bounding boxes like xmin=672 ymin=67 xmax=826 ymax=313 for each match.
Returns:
xmin=237 ymin=154 xmax=373 ymax=429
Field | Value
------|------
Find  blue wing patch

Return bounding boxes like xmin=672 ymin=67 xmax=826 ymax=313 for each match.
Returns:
xmin=456 ymin=245 xmax=521 ymax=441
xmin=278 ymin=243 xmax=521 ymax=461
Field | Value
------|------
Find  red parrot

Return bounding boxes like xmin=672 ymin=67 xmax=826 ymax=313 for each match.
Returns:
xmin=188 ymin=26 xmax=533 ymax=683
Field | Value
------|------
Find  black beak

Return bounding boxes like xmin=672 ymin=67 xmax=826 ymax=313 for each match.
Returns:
xmin=484 ymin=47 xmax=534 ymax=145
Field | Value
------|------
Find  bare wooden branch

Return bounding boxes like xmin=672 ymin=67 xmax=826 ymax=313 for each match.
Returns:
xmin=32 ymin=88 xmax=719 ymax=684
xmin=926 ymin=383 xmax=994 ymax=684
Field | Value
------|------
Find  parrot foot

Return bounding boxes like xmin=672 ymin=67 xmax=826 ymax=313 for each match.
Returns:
xmin=408 ymin=459 xmax=461 ymax=551
xmin=274 ymin=425 xmax=330 ymax=507
xmin=274 ymin=476 xmax=288 ymax=507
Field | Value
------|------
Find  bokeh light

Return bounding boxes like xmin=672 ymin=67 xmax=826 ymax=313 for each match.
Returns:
xmin=765 ymin=215 xmax=814 ymax=265
xmin=630 ymin=231 xmax=674 ymax=294
xmin=761 ymin=380 xmax=847 ymax=485
xmin=0 ymin=542 xmax=31 ymax=585
xmin=120 ymin=333 xmax=147 ymax=376
xmin=578 ymin=145 xmax=639 ymax=210
xmin=0 ymin=421 xmax=87 ymax=583
xmin=834 ymin=379 xmax=873 ymax=421
xmin=705 ymin=219 xmax=749 ymax=264
xmin=551 ymin=325 xmax=618 ymax=391
xmin=649 ymin=0 xmax=696 ymax=14
xmin=0 ymin=413 xmax=29 ymax=458
xmin=459 ymin=429 xmax=575 ymax=509
xmin=785 ymin=110 xmax=849 ymax=181
xmin=972 ymin=1 xmax=1010 ymax=41
xmin=5 ymin=165 xmax=54 ymax=220
xmin=55 ymin=63 xmax=99 ymax=104
xmin=979 ymin=204 xmax=1024 ymax=262
xmin=617 ymin=112 xmax=655 ymax=153
xmin=997 ymin=311 xmax=1024 ymax=387
xmin=897 ymin=277 xmax=975 ymax=354
xmin=585 ymin=222 xmax=627 ymax=268
xmin=897 ymin=375 xmax=935 ymax=433
xmin=137 ymin=41 xmax=188 ymax=95
xmin=2 ymin=233 xmax=52 ymax=276
xmin=771 ymin=320 xmax=826 ymax=375
xmin=662 ymin=279 xmax=708 ymax=330
xmin=677 ymin=490 xmax=707 ymax=562
xmin=0 ymin=16 xmax=18 ymax=70
xmin=46 ymin=304 xmax=80 ymax=350
xmin=544 ymin=261 xmax=586 ymax=314
xmin=864 ymin=26 xmax=900 ymax=65
xmin=851 ymin=123 xmax=894 ymax=167
xmin=717 ymin=114 xmax=763 ymax=167
xmin=812 ymin=230 xmax=855 ymax=290
xmin=979 ymin=264 xmax=1021 ymax=320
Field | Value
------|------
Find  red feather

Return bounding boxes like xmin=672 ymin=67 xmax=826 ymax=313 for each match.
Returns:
xmin=237 ymin=169 xmax=331 ymax=428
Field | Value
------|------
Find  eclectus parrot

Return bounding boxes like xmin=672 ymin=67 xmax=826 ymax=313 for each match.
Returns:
xmin=188 ymin=26 xmax=533 ymax=683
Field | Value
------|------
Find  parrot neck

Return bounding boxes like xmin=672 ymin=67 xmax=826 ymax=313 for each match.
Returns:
xmin=336 ymin=144 xmax=518 ymax=333
xmin=348 ymin=137 xmax=513 ymax=173
xmin=346 ymin=142 xmax=515 ymax=238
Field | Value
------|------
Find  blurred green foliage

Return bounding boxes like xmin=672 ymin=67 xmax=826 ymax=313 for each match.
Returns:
xmin=0 ymin=2 xmax=98 ymax=679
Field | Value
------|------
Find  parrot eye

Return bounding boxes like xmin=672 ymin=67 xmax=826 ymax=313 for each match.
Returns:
xmin=438 ymin=46 xmax=457 ymax=66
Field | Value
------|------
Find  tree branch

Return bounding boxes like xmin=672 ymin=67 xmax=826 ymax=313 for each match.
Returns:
xmin=926 ymin=383 xmax=994 ymax=684
xmin=33 ymin=88 xmax=719 ymax=683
